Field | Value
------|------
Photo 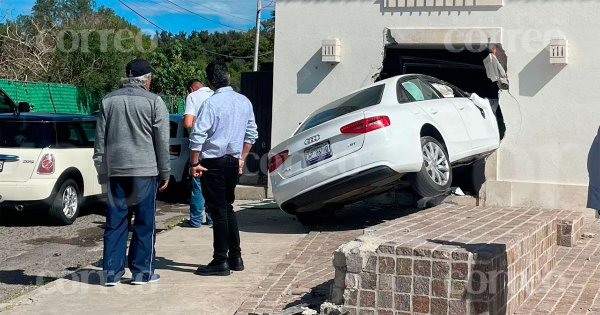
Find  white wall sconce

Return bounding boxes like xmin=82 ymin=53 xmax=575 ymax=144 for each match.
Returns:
xmin=322 ymin=39 xmax=341 ymax=63
xmin=550 ymin=38 xmax=568 ymax=65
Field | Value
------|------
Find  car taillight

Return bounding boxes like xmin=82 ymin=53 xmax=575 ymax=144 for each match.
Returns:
xmin=169 ymin=145 xmax=181 ymax=156
xmin=268 ymin=150 xmax=289 ymax=173
xmin=340 ymin=116 xmax=391 ymax=134
xmin=37 ymin=153 xmax=55 ymax=174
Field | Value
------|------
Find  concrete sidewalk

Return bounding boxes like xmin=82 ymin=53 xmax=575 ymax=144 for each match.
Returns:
xmin=0 ymin=202 xmax=307 ymax=315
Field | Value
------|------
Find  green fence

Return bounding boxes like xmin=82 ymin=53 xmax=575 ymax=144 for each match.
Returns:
xmin=0 ymin=79 xmax=184 ymax=114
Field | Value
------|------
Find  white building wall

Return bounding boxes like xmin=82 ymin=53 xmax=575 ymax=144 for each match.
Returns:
xmin=272 ymin=0 xmax=600 ymax=208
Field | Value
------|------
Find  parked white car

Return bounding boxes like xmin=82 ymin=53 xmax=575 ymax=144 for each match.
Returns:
xmin=166 ymin=114 xmax=191 ymax=196
xmin=269 ymin=74 xmax=500 ymax=224
xmin=0 ymin=113 xmax=104 ymax=225
xmin=0 ymin=113 xmax=191 ymax=225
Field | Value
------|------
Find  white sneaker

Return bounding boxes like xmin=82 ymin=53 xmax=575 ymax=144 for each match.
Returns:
xmin=131 ymin=273 xmax=160 ymax=285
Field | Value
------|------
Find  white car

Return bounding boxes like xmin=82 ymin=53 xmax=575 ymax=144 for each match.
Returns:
xmin=165 ymin=114 xmax=191 ymax=197
xmin=0 ymin=113 xmax=104 ymax=225
xmin=0 ymin=112 xmax=191 ymax=225
xmin=268 ymin=74 xmax=500 ymax=224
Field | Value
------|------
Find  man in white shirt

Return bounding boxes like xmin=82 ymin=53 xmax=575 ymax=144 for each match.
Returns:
xmin=182 ymin=79 xmax=213 ymax=228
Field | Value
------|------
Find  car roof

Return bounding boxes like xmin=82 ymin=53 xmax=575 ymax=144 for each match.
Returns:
xmin=0 ymin=112 xmax=96 ymax=121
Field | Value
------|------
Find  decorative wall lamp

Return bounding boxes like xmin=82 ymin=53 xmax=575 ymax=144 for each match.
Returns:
xmin=550 ymin=38 xmax=568 ymax=65
xmin=322 ymin=39 xmax=341 ymax=63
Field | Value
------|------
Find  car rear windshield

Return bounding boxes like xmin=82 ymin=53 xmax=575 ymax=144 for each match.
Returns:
xmin=0 ymin=91 xmax=15 ymax=113
xmin=295 ymin=84 xmax=385 ymax=134
xmin=0 ymin=121 xmax=52 ymax=148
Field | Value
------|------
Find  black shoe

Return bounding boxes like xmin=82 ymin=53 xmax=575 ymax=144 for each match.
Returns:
xmin=195 ymin=260 xmax=231 ymax=276
xmin=228 ymin=257 xmax=244 ymax=271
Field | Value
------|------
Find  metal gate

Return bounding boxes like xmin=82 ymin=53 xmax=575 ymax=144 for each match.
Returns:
xmin=239 ymin=68 xmax=273 ymax=186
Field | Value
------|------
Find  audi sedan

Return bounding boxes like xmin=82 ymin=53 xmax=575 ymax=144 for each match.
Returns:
xmin=268 ymin=74 xmax=500 ymax=225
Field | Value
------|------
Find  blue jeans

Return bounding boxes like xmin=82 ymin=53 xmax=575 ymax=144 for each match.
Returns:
xmin=103 ymin=176 xmax=157 ymax=282
xmin=190 ymin=176 xmax=212 ymax=227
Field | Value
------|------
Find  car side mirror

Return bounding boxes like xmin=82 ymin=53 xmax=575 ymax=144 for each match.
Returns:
xmin=18 ymin=102 xmax=32 ymax=112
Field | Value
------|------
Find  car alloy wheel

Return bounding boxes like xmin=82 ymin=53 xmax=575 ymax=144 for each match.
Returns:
xmin=61 ymin=185 xmax=79 ymax=219
xmin=422 ymin=141 xmax=450 ymax=186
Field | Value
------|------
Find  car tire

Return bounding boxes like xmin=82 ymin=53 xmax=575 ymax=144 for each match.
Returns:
xmin=49 ymin=179 xmax=81 ymax=225
xmin=296 ymin=207 xmax=336 ymax=226
xmin=409 ymin=136 xmax=452 ymax=198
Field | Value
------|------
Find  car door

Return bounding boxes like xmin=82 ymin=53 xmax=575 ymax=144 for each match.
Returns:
xmin=427 ymin=79 xmax=498 ymax=151
xmin=399 ymin=77 xmax=472 ymax=160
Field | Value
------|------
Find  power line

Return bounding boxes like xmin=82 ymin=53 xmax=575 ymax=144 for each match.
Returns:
xmin=117 ymin=0 xmax=272 ymax=60
xmin=118 ymin=0 xmax=167 ymax=32
xmin=163 ymin=0 xmax=245 ymax=31
xmin=187 ymin=0 xmax=255 ymax=23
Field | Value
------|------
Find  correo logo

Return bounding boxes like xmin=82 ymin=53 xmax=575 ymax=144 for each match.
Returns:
xmin=304 ymin=135 xmax=321 ymax=146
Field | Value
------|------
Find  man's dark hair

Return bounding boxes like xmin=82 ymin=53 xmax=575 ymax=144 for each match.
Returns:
xmin=205 ymin=61 xmax=230 ymax=89
xmin=187 ymin=79 xmax=201 ymax=90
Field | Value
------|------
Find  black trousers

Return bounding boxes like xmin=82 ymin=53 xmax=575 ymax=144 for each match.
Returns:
xmin=200 ymin=155 xmax=241 ymax=262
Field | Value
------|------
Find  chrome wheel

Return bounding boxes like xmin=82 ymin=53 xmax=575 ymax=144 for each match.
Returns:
xmin=61 ymin=185 xmax=78 ymax=219
xmin=422 ymin=141 xmax=450 ymax=186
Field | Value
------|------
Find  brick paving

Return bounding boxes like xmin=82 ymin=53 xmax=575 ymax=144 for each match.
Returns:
xmin=235 ymin=229 xmax=362 ymax=315
xmin=235 ymin=204 xmax=599 ymax=315
xmin=516 ymin=216 xmax=600 ymax=315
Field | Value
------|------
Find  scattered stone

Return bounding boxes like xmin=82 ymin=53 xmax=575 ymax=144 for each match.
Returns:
xmin=279 ymin=304 xmax=309 ymax=315
xmin=320 ymin=302 xmax=347 ymax=315
xmin=291 ymin=287 xmax=311 ymax=295
xmin=53 ymin=253 xmax=61 ymax=257
xmin=582 ymin=233 xmax=596 ymax=239
xmin=301 ymin=307 xmax=317 ymax=315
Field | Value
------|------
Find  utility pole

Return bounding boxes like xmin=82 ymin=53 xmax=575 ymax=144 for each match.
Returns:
xmin=253 ymin=0 xmax=262 ymax=72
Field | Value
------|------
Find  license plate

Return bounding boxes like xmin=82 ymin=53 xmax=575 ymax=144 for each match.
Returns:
xmin=0 ymin=160 xmax=3 ymax=172
xmin=304 ymin=141 xmax=332 ymax=166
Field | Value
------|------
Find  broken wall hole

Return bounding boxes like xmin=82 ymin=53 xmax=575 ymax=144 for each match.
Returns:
xmin=375 ymin=45 xmax=508 ymax=197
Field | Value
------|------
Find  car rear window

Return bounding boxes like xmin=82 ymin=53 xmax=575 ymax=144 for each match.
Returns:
xmin=0 ymin=91 xmax=15 ymax=113
xmin=170 ymin=121 xmax=178 ymax=138
xmin=296 ymin=84 xmax=385 ymax=134
xmin=0 ymin=121 xmax=52 ymax=148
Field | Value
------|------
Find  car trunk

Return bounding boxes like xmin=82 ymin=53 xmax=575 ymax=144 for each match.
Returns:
xmin=0 ymin=120 xmax=53 ymax=182
xmin=0 ymin=150 xmax=44 ymax=182
xmin=276 ymin=111 xmax=367 ymax=179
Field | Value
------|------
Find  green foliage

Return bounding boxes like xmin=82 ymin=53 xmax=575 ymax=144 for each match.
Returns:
xmin=0 ymin=0 xmax=275 ymax=100
xmin=149 ymin=40 xmax=206 ymax=96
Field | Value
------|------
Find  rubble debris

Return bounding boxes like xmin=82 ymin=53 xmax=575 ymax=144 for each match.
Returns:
xmin=582 ymin=233 xmax=596 ymax=239
xmin=320 ymin=302 xmax=347 ymax=315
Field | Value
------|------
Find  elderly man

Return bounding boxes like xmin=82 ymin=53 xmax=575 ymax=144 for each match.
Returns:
xmin=93 ymin=59 xmax=170 ymax=286
xmin=189 ymin=61 xmax=258 ymax=276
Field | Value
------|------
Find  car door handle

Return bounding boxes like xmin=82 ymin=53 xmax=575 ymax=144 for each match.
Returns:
xmin=456 ymin=104 xmax=465 ymax=110
xmin=429 ymin=108 xmax=439 ymax=115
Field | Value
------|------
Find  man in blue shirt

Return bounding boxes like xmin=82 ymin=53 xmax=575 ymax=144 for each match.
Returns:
xmin=189 ymin=61 xmax=258 ymax=276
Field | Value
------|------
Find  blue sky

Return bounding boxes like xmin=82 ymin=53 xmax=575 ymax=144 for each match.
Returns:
xmin=0 ymin=0 xmax=275 ymax=34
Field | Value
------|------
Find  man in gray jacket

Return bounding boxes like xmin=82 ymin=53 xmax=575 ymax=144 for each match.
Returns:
xmin=93 ymin=59 xmax=170 ymax=286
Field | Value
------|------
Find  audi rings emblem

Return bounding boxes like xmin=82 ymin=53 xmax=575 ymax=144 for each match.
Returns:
xmin=304 ymin=135 xmax=321 ymax=145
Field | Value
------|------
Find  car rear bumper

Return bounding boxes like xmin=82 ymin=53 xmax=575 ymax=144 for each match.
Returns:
xmin=279 ymin=165 xmax=404 ymax=214
xmin=0 ymin=179 xmax=55 ymax=203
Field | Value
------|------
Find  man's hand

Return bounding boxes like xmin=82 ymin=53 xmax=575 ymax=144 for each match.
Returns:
xmin=158 ymin=179 xmax=169 ymax=192
xmin=238 ymin=158 xmax=245 ymax=175
xmin=191 ymin=165 xmax=208 ymax=178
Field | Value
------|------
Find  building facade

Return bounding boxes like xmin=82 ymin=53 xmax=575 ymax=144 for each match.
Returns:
xmin=271 ymin=0 xmax=599 ymax=209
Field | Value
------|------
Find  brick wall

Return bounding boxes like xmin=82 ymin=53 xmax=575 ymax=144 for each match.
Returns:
xmin=332 ymin=206 xmax=584 ymax=315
